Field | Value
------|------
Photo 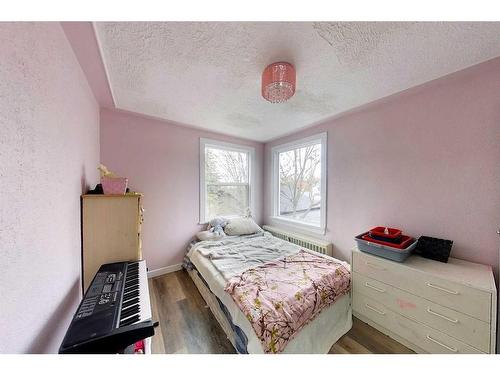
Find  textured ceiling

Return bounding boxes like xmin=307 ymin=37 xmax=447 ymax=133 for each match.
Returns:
xmin=94 ymin=22 xmax=500 ymax=141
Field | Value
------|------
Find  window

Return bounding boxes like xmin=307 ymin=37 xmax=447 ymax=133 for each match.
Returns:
xmin=200 ymin=138 xmax=255 ymax=223
xmin=272 ymin=133 xmax=327 ymax=233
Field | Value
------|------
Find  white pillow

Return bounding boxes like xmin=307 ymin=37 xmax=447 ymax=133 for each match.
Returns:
xmin=196 ymin=230 xmax=224 ymax=241
xmin=224 ymin=217 xmax=262 ymax=236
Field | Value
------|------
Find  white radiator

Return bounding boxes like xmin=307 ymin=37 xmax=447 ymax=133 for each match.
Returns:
xmin=263 ymin=225 xmax=333 ymax=256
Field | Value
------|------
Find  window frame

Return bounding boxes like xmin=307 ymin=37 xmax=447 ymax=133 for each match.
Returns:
xmin=271 ymin=132 xmax=327 ymax=235
xmin=199 ymin=138 xmax=256 ymax=224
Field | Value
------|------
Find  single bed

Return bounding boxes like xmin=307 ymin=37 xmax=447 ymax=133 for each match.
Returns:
xmin=185 ymin=231 xmax=352 ymax=354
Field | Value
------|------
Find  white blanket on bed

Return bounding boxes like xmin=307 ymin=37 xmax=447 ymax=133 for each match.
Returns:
xmin=188 ymin=232 xmax=301 ymax=280
xmin=187 ymin=237 xmax=353 ymax=353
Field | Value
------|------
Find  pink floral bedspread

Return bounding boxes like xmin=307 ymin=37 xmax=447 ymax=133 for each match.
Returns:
xmin=225 ymin=250 xmax=351 ymax=353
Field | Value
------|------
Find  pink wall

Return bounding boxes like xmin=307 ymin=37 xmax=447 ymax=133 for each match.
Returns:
xmin=60 ymin=22 xmax=115 ymax=109
xmin=100 ymin=108 xmax=264 ymax=271
xmin=0 ymin=23 xmax=100 ymax=353
xmin=264 ymin=57 xmax=500 ymax=277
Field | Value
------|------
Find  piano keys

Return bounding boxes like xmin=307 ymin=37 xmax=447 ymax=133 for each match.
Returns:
xmin=59 ymin=260 xmax=157 ymax=354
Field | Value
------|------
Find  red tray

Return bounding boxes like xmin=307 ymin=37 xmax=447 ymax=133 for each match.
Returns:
xmin=361 ymin=234 xmax=415 ymax=250
xmin=368 ymin=226 xmax=402 ymax=240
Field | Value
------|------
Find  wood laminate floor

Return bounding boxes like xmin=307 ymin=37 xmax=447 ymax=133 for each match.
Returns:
xmin=148 ymin=270 xmax=414 ymax=354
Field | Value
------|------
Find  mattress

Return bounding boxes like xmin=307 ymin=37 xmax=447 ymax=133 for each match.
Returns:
xmin=188 ymin=235 xmax=352 ymax=354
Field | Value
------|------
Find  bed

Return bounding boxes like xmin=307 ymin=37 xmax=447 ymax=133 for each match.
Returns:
xmin=184 ymin=231 xmax=352 ymax=354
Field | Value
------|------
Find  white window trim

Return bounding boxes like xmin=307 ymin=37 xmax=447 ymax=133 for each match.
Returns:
xmin=271 ymin=132 xmax=327 ymax=236
xmin=199 ymin=138 xmax=256 ymax=224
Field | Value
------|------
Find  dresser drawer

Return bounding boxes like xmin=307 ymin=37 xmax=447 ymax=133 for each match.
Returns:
xmin=353 ymin=251 xmax=491 ymax=322
xmin=353 ymin=292 xmax=393 ymax=333
xmin=353 ymin=293 xmax=483 ymax=354
xmin=353 ymin=272 xmax=490 ymax=352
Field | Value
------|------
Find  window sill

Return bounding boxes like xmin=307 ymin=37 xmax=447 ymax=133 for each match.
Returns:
xmin=269 ymin=216 xmax=326 ymax=237
xmin=199 ymin=214 xmax=243 ymax=226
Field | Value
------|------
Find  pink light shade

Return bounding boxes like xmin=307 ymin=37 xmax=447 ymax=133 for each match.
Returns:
xmin=262 ymin=62 xmax=296 ymax=103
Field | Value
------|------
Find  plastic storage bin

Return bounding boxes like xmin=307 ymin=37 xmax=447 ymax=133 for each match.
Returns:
xmin=368 ymin=227 xmax=402 ymax=239
xmin=361 ymin=233 xmax=414 ymax=249
xmin=368 ymin=234 xmax=402 ymax=243
xmin=355 ymin=232 xmax=417 ymax=262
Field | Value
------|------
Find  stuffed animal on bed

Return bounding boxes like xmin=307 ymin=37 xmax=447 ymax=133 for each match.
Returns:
xmin=208 ymin=217 xmax=227 ymax=237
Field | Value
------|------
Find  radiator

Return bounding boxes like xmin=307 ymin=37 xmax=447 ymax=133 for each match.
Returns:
xmin=262 ymin=225 xmax=333 ymax=256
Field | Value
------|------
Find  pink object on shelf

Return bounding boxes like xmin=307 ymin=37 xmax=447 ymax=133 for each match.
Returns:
xmin=101 ymin=176 xmax=128 ymax=194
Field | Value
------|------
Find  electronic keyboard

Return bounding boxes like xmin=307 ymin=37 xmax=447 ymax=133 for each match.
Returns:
xmin=59 ymin=260 xmax=157 ymax=354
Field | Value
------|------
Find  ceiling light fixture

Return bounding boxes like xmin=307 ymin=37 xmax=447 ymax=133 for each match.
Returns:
xmin=261 ymin=62 xmax=296 ymax=103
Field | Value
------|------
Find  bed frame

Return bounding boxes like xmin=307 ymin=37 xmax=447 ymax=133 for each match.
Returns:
xmin=187 ymin=227 xmax=338 ymax=353
xmin=187 ymin=268 xmax=241 ymax=350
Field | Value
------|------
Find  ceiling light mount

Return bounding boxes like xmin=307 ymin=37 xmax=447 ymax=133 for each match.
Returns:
xmin=261 ymin=62 xmax=296 ymax=103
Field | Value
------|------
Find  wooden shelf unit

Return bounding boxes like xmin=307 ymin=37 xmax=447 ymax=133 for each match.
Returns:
xmin=82 ymin=194 xmax=144 ymax=291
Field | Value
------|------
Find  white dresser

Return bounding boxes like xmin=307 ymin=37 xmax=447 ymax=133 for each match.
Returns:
xmin=352 ymin=249 xmax=497 ymax=353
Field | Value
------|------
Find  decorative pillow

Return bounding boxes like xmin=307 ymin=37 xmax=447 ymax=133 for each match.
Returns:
xmin=224 ymin=217 xmax=262 ymax=236
xmin=196 ymin=230 xmax=224 ymax=241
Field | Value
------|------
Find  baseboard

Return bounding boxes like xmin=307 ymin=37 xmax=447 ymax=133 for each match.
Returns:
xmin=147 ymin=263 xmax=183 ymax=278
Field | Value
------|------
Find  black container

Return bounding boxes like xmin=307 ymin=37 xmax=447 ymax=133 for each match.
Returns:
xmin=369 ymin=233 xmax=403 ymax=244
xmin=87 ymin=183 xmax=103 ymax=194
xmin=414 ymin=236 xmax=453 ymax=263
xmin=86 ymin=184 xmax=130 ymax=195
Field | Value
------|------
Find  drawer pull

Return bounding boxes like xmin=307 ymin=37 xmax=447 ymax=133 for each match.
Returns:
xmin=365 ymin=261 xmax=386 ymax=271
xmin=365 ymin=282 xmax=386 ymax=293
xmin=426 ymin=335 xmax=458 ymax=353
xmin=426 ymin=308 xmax=459 ymax=323
xmin=365 ymin=303 xmax=386 ymax=315
xmin=426 ymin=282 xmax=459 ymax=295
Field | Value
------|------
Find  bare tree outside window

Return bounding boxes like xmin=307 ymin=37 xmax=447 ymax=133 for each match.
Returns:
xmin=205 ymin=147 xmax=249 ymax=219
xmin=278 ymin=143 xmax=321 ymax=225
xmin=206 ymin=148 xmax=248 ymax=184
